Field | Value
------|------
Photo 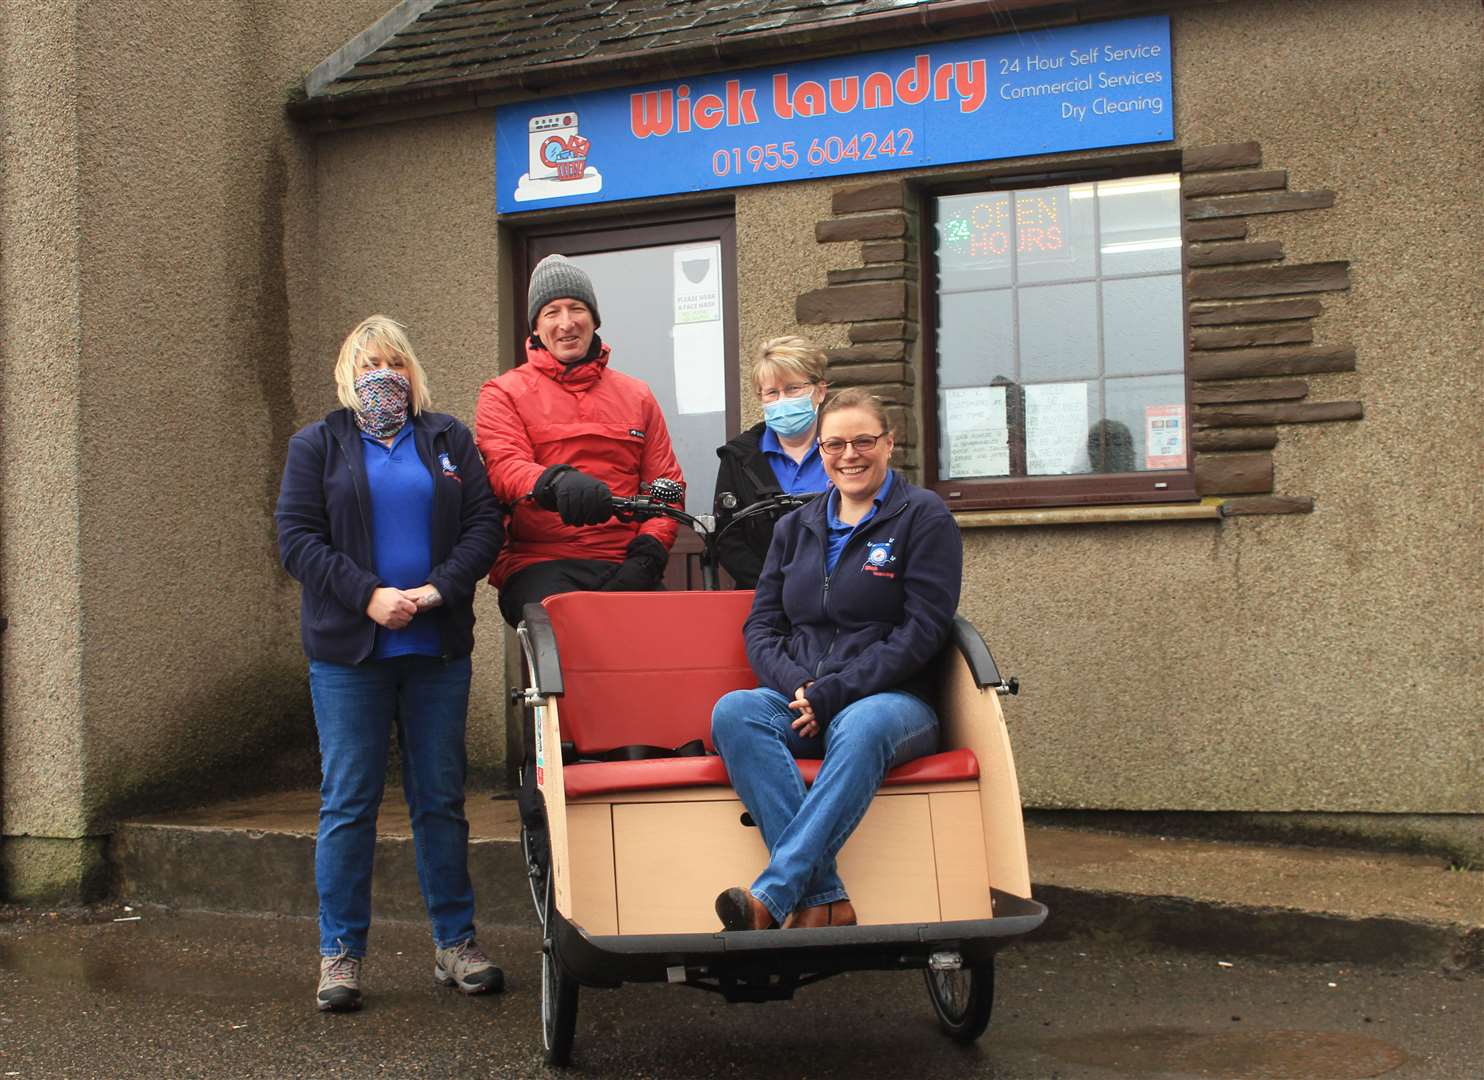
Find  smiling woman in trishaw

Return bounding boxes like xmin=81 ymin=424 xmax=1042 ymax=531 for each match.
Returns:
xmin=515 ymin=390 xmax=1047 ymax=1066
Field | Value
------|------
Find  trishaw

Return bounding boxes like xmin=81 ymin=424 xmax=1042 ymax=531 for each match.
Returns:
xmin=513 ymin=484 xmax=1047 ymax=1065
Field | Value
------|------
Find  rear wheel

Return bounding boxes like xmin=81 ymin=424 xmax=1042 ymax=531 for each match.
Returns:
xmin=541 ymin=878 xmax=579 ymax=1066
xmin=519 ymin=786 xmax=550 ymax=926
xmin=516 ymin=646 xmax=551 ymax=926
xmin=924 ymin=959 xmax=994 ymax=1043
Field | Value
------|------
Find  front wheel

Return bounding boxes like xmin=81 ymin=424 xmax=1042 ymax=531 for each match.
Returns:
xmin=541 ymin=879 xmax=579 ymax=1066
xmin=924 ymin=959 xmax=994 ymax=1043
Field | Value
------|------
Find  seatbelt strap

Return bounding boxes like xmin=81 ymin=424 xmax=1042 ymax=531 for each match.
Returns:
xmin=560 ymin=739 xmax=709 ymax=765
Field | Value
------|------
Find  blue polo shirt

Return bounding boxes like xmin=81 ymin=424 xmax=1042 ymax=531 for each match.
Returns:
xmin=824 ymin=470 xmax=894 ymax=574
xmin=362 ymin=425 xmax=442 ymax=659
xmin=760 ymin=426 xmax=829 ymax=496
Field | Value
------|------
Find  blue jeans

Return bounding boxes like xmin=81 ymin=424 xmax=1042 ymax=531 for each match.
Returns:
xmin=711 ymin=687 xmax=939 ymax=924
xmin=309 ymin=654 xmax=476 ymax=956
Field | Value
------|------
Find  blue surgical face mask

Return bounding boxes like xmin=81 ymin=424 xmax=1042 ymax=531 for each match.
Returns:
xmin=762 ymin=394 xmax=817 ymax=438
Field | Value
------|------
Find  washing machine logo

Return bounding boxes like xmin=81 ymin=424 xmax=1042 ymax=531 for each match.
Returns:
xmin=539 ymin=133 xmax=592 ymax=179
xmin=516 ymin=111 xmax=602 ymax=202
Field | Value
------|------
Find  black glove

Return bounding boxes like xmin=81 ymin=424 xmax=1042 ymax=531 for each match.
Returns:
xmin=533 ymin=465 xmax=613 ymax=527
xmin=599 ymin=534 xmax=668 ymax=592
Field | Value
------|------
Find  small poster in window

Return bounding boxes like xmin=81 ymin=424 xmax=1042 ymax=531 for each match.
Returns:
xmin=943 ymin=386 xmax=1009 ymax=477
xmin=1144 ymin=404 xmax=1186 ymax=469
xmin=673 ymin=245 xmax=721 ymax=324
xmin=1025 ymin=382 xmax=1089 ymax=475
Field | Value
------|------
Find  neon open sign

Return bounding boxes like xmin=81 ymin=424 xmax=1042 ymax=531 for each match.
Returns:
xmin=940 ymin=189 xmax=1073 ymax=259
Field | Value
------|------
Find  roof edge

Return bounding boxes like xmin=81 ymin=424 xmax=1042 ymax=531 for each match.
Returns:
xmin=304 ymin=0 xmax=445 ymax=99
xmin=291 ymin=0 xmax=1091 ymax=125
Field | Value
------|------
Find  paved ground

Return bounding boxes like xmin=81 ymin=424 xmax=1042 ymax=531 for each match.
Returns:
xmin=1 ymin=905 xmax=1478 ymax=1079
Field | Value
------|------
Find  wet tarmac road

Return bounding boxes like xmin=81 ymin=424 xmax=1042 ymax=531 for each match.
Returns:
xmin=1 ymin=905 xmax=1478 ymax=1079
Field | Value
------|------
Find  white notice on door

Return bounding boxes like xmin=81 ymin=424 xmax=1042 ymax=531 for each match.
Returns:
xmin=672 ymin=321 xmax=726 ymax=415
xmin=1025 ymin=382 xmax=1089 ymax=475
xmin=673 ymin=245 xmax=721 ymax=324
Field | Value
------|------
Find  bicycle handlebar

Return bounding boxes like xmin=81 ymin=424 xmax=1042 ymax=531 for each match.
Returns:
xmin=546 ymin=483 xmax=816 ymax=590
xmin=608 ymin=494 xmax=700 ymax=529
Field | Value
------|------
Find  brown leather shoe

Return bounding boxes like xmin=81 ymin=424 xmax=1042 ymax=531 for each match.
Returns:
xmin=828 ymin=899 xmax=858 ymax=926
xmin=783 ymin=904 xmax=825 ymax=929
xmin=715 ymin=887 xmax=777 ymax=931
xmin=784 ymin=898 xmax=858 ymax=929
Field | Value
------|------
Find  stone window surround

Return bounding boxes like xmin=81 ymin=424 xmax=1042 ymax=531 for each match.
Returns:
xmin=797 ymin=142 xmax=1364 ymax=526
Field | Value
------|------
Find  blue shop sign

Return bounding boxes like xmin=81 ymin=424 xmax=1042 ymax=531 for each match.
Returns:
xmin=494 ymin=15 xmax=1172 ymax=214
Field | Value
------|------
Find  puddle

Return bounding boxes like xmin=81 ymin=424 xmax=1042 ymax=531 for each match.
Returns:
xmin=1042 ymin=1026 xmax=1407 ymax=1079
xmin=0 ymin=931 xmax=284 ymax=1002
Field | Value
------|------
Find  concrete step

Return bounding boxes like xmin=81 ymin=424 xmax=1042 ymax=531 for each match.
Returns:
xmin=111 ymin=790 xmax=538 ymax=928
xmin=1026 ymin=826 xmax=1483 ymax=972
xmin=111 ymin=792 xmax=1484 ymax=970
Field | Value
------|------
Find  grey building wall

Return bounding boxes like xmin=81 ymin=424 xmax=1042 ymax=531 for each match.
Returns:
xmin=974 ymin=0 xmax=1482 ymax=814
xmin=0 ymin=0 xmax=393 ymax=899
xmin=0 ymin=0 xmax=90 ymax=898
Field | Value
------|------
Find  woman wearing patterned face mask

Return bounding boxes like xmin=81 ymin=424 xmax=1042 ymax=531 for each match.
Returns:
xmin=712 ymin=336 xmax=829 ymax=588
xmin=275 ymin=315 xmax=504 ymax=1013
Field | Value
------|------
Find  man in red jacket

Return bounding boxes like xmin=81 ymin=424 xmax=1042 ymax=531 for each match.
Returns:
xmin=476 ymin=254 xmax=684 ymax=627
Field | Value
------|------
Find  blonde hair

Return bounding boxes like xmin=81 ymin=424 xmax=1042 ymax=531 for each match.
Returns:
xmin=752 ymin=335 xmax=828 ymax=393
xmin=818 ymin=387 xmax=893 ymax=434
xmin=334 ymin=315 xmax=432 ymax=414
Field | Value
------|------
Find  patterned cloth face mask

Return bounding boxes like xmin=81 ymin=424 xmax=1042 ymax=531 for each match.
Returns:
xmin=353 ymin=367 xmax=411 ymax=438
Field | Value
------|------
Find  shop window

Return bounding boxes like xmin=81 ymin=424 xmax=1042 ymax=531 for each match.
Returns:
xmin=926 ymin=173 xmax=1195 ymax=509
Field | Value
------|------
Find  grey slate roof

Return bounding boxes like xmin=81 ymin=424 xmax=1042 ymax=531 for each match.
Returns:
xmin=302 ymin=0 xmax=1091 ymax=107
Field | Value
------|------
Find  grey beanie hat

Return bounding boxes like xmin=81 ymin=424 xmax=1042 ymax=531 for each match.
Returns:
xmin=527 ymin=254 xmax=601 ymax=329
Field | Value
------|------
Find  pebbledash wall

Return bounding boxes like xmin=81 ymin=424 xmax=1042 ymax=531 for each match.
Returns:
xmin=1 ymin=0 xmax=1478 ymax=901
xmin=0 ymin=0 xmax=401 ymax=900
xmin=296 ymin=0 xmax=1481 ymax=843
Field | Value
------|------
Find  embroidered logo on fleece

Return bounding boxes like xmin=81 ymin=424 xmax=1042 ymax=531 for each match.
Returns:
xmin=861 ymin=537 xmax=898 ymax=578
xmin=439 ymin=452 xmax=462 ymax=481
xmin=628 ymin=428 xmax=645 ymax=439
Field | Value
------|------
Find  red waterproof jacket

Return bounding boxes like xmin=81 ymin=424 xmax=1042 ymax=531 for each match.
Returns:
xmin=476 ymin=339 xmax=683 ymax=588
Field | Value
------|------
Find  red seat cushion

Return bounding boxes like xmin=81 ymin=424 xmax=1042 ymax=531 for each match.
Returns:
xmin=541 ymin=592 xmax=978 ymax=803
xmin=543 ymin=591 xmax=756 ymax=756
xmin=563 ymin=747 xmax=979 ymax=801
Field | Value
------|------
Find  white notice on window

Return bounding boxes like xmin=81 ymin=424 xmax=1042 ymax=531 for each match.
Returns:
xmin=943 ymin=386 xmax=1009 ymax=477
xmin=1025 ymin=382 xmax=1090 ymax=475
xmin=672 ymin=320 xmax=726 ymax=415
xmin=673 ymin=244 xmax=721 ymax=324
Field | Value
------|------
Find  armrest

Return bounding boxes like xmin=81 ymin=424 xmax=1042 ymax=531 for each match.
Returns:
xmin=950 ymin=615 xmax=1018 ymax=694
xmin=518 ymin=603 xmax=564 ymax=696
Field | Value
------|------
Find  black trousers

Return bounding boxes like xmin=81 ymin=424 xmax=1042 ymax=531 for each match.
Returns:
xmin=497 ymin=557 xmax=621 ymax=628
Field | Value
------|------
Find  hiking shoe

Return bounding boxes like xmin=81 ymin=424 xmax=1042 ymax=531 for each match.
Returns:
xmin=434 ymin=939 xmax=505 ymax=994
xmin=317 ymin=949 xmax=362 ymax=1012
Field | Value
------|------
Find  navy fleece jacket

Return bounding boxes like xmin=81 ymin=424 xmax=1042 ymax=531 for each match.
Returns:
xmin=275 ymin=409 xmax=503 ymax=664
xmin=743 ymin=471 xmax=962 ymax=727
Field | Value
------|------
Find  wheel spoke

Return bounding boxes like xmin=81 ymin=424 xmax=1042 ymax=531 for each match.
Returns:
xmin=924 ymin=961 xmax=994 ymax=1043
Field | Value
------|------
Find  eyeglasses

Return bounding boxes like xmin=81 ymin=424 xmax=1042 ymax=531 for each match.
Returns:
xmin=758 ymin=381 xmax=816 ymax=403
xmin=820 ymin=433 xmax=888 ymax=456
